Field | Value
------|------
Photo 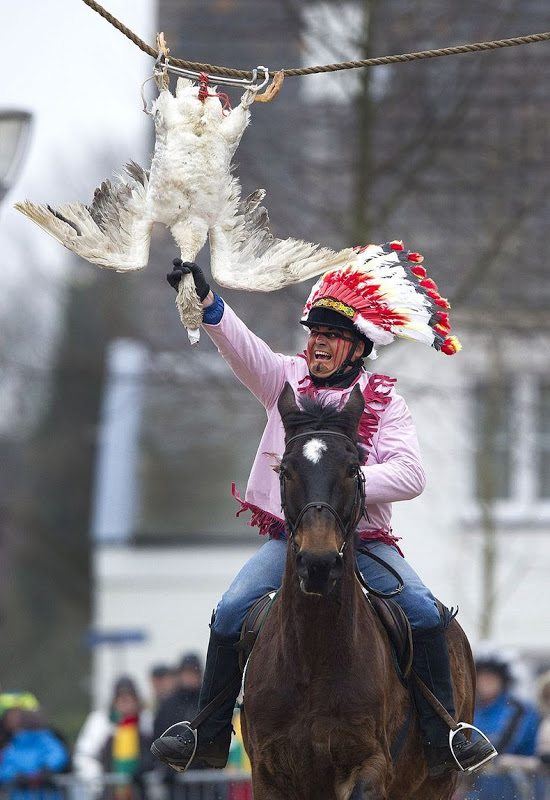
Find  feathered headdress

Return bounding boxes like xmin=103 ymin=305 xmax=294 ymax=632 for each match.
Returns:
xmin=301 ymin=240 xmax=461 ymax=357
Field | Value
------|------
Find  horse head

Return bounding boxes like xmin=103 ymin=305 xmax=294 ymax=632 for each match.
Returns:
xmin=277 ymin=382 xmax=365 ymax=596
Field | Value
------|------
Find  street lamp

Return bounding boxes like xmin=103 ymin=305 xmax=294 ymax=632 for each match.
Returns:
xmin=0 ymin=109 xmax=33 ymax=205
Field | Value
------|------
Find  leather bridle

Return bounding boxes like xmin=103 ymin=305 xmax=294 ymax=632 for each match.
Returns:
xmin=279 ymin=429 xmax=367 ymax=554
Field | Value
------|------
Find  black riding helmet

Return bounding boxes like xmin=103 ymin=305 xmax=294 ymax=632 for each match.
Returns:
xmin=302 ymin=306 xmax=374 ymax=359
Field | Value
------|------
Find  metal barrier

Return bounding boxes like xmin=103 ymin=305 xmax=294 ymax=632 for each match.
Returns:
xmin=146 ymin=770 xmax=252 ymax=800
xmin=0 ymin=772 xmax=252 ymax=800
xmin=453 ymin=757 xmax=550 ymax=800
xmin=5 ymin=765 xmax=549 ymax=800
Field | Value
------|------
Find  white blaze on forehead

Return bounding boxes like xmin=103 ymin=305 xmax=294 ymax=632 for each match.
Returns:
xmin=302 ymin=438 xmax=327 ymax=464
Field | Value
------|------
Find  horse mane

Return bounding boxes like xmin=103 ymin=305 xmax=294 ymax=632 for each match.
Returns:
xmin=286 ymin=394 xmax=357 ymax=440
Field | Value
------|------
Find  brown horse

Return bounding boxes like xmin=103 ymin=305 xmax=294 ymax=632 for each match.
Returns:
xmin=241 ymin=383 xmax=476 ymax=800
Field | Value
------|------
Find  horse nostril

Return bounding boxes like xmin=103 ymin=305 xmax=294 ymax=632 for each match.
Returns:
xmin=329 ymin=554 xmax=344 ymax=581
xmin=295 ymin=551 xmax=308 ymax=578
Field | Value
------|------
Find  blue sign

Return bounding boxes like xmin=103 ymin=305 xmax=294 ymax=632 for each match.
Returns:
xmin=83 ymin=628 xmax=148 ymax=647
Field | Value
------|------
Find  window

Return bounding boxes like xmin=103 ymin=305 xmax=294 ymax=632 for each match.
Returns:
xmin=474 ymin=379 xmax=513 ymax=502
xmin=538 ymin=382 xmax=550 ymax=500
xmin=299 ymin=2 xmax=391 ymax=105
xmin=469 ymin=374 xmax=550 ymax=524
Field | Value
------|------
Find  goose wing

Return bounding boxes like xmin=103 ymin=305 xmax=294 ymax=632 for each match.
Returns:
xmin=209 ymin=188 xmax=355 ymax=291
xmin=15 ymin=162 xmax=153 ymax=272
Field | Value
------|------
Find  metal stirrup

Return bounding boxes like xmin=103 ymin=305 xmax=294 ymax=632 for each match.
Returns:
xmin=158 ymin=721 xmax=198 ymax=773
xmin=449 ymin=722 xmax=498 ymax=773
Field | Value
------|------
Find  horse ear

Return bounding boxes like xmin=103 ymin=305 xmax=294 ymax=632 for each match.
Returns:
xmin=343 ymin=385 xmax=365 ymax=434
xmin=278 ymin=382 xmax=300 ymax=423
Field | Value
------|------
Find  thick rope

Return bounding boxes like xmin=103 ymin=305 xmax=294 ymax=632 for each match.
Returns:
xmin=82 ymin=0 xmax=550 ymax=80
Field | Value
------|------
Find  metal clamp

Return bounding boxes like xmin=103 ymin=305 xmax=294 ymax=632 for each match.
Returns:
xmin=449 ymin=722 xmax=498 ymax=773
xmin=156 ymin=59 xmax=270 ymax=93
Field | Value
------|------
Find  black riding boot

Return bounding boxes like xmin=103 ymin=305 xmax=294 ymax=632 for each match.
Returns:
xmin=411 ymin=624 xmax=497 ymax=778
xmin=151 ymin=628 xmax=242 ymax=772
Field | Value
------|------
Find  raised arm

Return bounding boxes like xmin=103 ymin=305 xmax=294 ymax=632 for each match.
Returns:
xmin=169 ymin=260 xmax=287 ymax=408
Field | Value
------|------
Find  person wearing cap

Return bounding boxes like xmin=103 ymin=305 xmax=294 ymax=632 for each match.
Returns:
xmin=152 ymin=654 xmax=205 ymax=792
xmin=151 ymin=243 xmax=496 ymax=778
xmin=0 ymin=692 xmax=70 ymax=788
xmin=153 ymin=654 xmax=203 ymax=748
xmin=537 ymin=669 xmax=550 ymax=768
xmin=463 ymin=653 xmax=541 ymax=800
xmin=149 ymin=665 xmax=177 ymax=711
xmin=0 ymin=693 xmax=42 ymax=750
xmin=473 ymin=653 xmax=539 ymax=757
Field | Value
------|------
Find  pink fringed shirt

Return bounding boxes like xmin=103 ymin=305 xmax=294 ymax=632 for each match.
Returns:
xmin=203 ymin=303 xmax=426 ymax=550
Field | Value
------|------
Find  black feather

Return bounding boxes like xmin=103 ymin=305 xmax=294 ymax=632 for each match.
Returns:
xmin=47 ymin=205 xmax=81 ymax=236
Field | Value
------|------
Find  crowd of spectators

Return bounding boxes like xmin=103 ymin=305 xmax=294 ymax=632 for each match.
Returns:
xmin=2 ymin=647 xmax=550 ymax=800
xmin=0 ymin=653 xmax=249 ymax=800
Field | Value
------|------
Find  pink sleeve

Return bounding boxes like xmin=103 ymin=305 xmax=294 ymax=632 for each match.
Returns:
xmin=203 ymin=303 xmax=288 ymax=408
xmin=362 ymin=392 xmax=426 ymax=504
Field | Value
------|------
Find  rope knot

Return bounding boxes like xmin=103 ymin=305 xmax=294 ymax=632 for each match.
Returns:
xmin=197 ymin=72 xmax=210 ymax=102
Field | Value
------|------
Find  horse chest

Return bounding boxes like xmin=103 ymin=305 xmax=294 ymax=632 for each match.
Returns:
xmin=246 ymin=664 xmax=366 ymax=737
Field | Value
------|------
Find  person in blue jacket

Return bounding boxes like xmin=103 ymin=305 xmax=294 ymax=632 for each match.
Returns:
xmin=465 ymin=651 xmax=541 ymax=800
xmin=0 ymin=703 xmax=69 ymax=795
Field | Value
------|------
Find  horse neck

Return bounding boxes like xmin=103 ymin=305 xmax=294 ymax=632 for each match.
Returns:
xmin=278 ymin=542 xmax=360 ymax=670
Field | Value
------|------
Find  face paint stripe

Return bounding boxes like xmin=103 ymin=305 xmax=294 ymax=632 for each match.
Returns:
xmin=306 ymin=328 xmax=354 ymax=377
xmin=333 ymin=337 xmax=352 ymax=370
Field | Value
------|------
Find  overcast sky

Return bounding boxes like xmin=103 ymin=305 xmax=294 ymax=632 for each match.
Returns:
xmin=0 ymin=0 xmax=155 ymax=280
xmin=0 ymin=0 xmax=155 ymax=433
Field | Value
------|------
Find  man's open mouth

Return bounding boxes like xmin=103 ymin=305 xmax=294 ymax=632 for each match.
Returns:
xmin=314 ymin=350 xmax=332 ymax=361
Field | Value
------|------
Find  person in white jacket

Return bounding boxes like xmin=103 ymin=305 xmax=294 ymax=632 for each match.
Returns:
xmin=73 ymin=676 xmax=153 ymax=795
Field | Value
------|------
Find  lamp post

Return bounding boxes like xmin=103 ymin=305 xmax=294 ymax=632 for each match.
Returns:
xmin=0 ymin=109 xmax=33 ymax=205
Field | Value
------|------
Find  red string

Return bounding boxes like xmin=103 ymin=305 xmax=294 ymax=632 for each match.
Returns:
xmin=197 ymin=71 xmax=232 ymax=115
xmin=197 ymin=72 xmax=210 ymax=102
xmin=216 ymin=92 xmax=232 ymax=116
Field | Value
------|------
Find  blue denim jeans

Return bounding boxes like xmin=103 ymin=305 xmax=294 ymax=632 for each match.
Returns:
xmin=213 ymin=538 xmax=440 ymax=637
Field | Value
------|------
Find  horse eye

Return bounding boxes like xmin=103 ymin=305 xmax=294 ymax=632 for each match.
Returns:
xmin=347 ymin=464 xmax=360 ymax=478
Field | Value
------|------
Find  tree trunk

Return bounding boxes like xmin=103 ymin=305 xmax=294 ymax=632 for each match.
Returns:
xmin=350 ymin=0 xmax=376 ymax=245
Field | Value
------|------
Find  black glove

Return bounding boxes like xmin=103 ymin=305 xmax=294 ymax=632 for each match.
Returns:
xmin=167 ymin=259 xmax=211 ymax=302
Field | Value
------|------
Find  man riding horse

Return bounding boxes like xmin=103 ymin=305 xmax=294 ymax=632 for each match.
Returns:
xmin=150 ymin=241 xmax=496 ymax=778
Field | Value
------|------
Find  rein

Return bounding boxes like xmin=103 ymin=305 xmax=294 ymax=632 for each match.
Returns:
xmin=355 ymin=547 xmax=404 ymax=598
xmin=280 ymin=429 xmax=366 ymax=553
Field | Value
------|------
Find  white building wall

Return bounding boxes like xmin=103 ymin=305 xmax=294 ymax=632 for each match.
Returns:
xmin=93 ymin=544 xmax=260 ymax=708
xmin=383 ymin=329 xmax=550 ymax=655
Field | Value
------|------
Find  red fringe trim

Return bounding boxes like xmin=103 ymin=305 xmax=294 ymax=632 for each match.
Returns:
xmin=358 ymin=528 xmax=404 ymax=557
xmin=232 ymin=480 xmax=402 ymax=552
xmin=357 ymin=373 xmax=395 ymax=458
xmin=231 ymin=483 xmax=285 ymax=539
